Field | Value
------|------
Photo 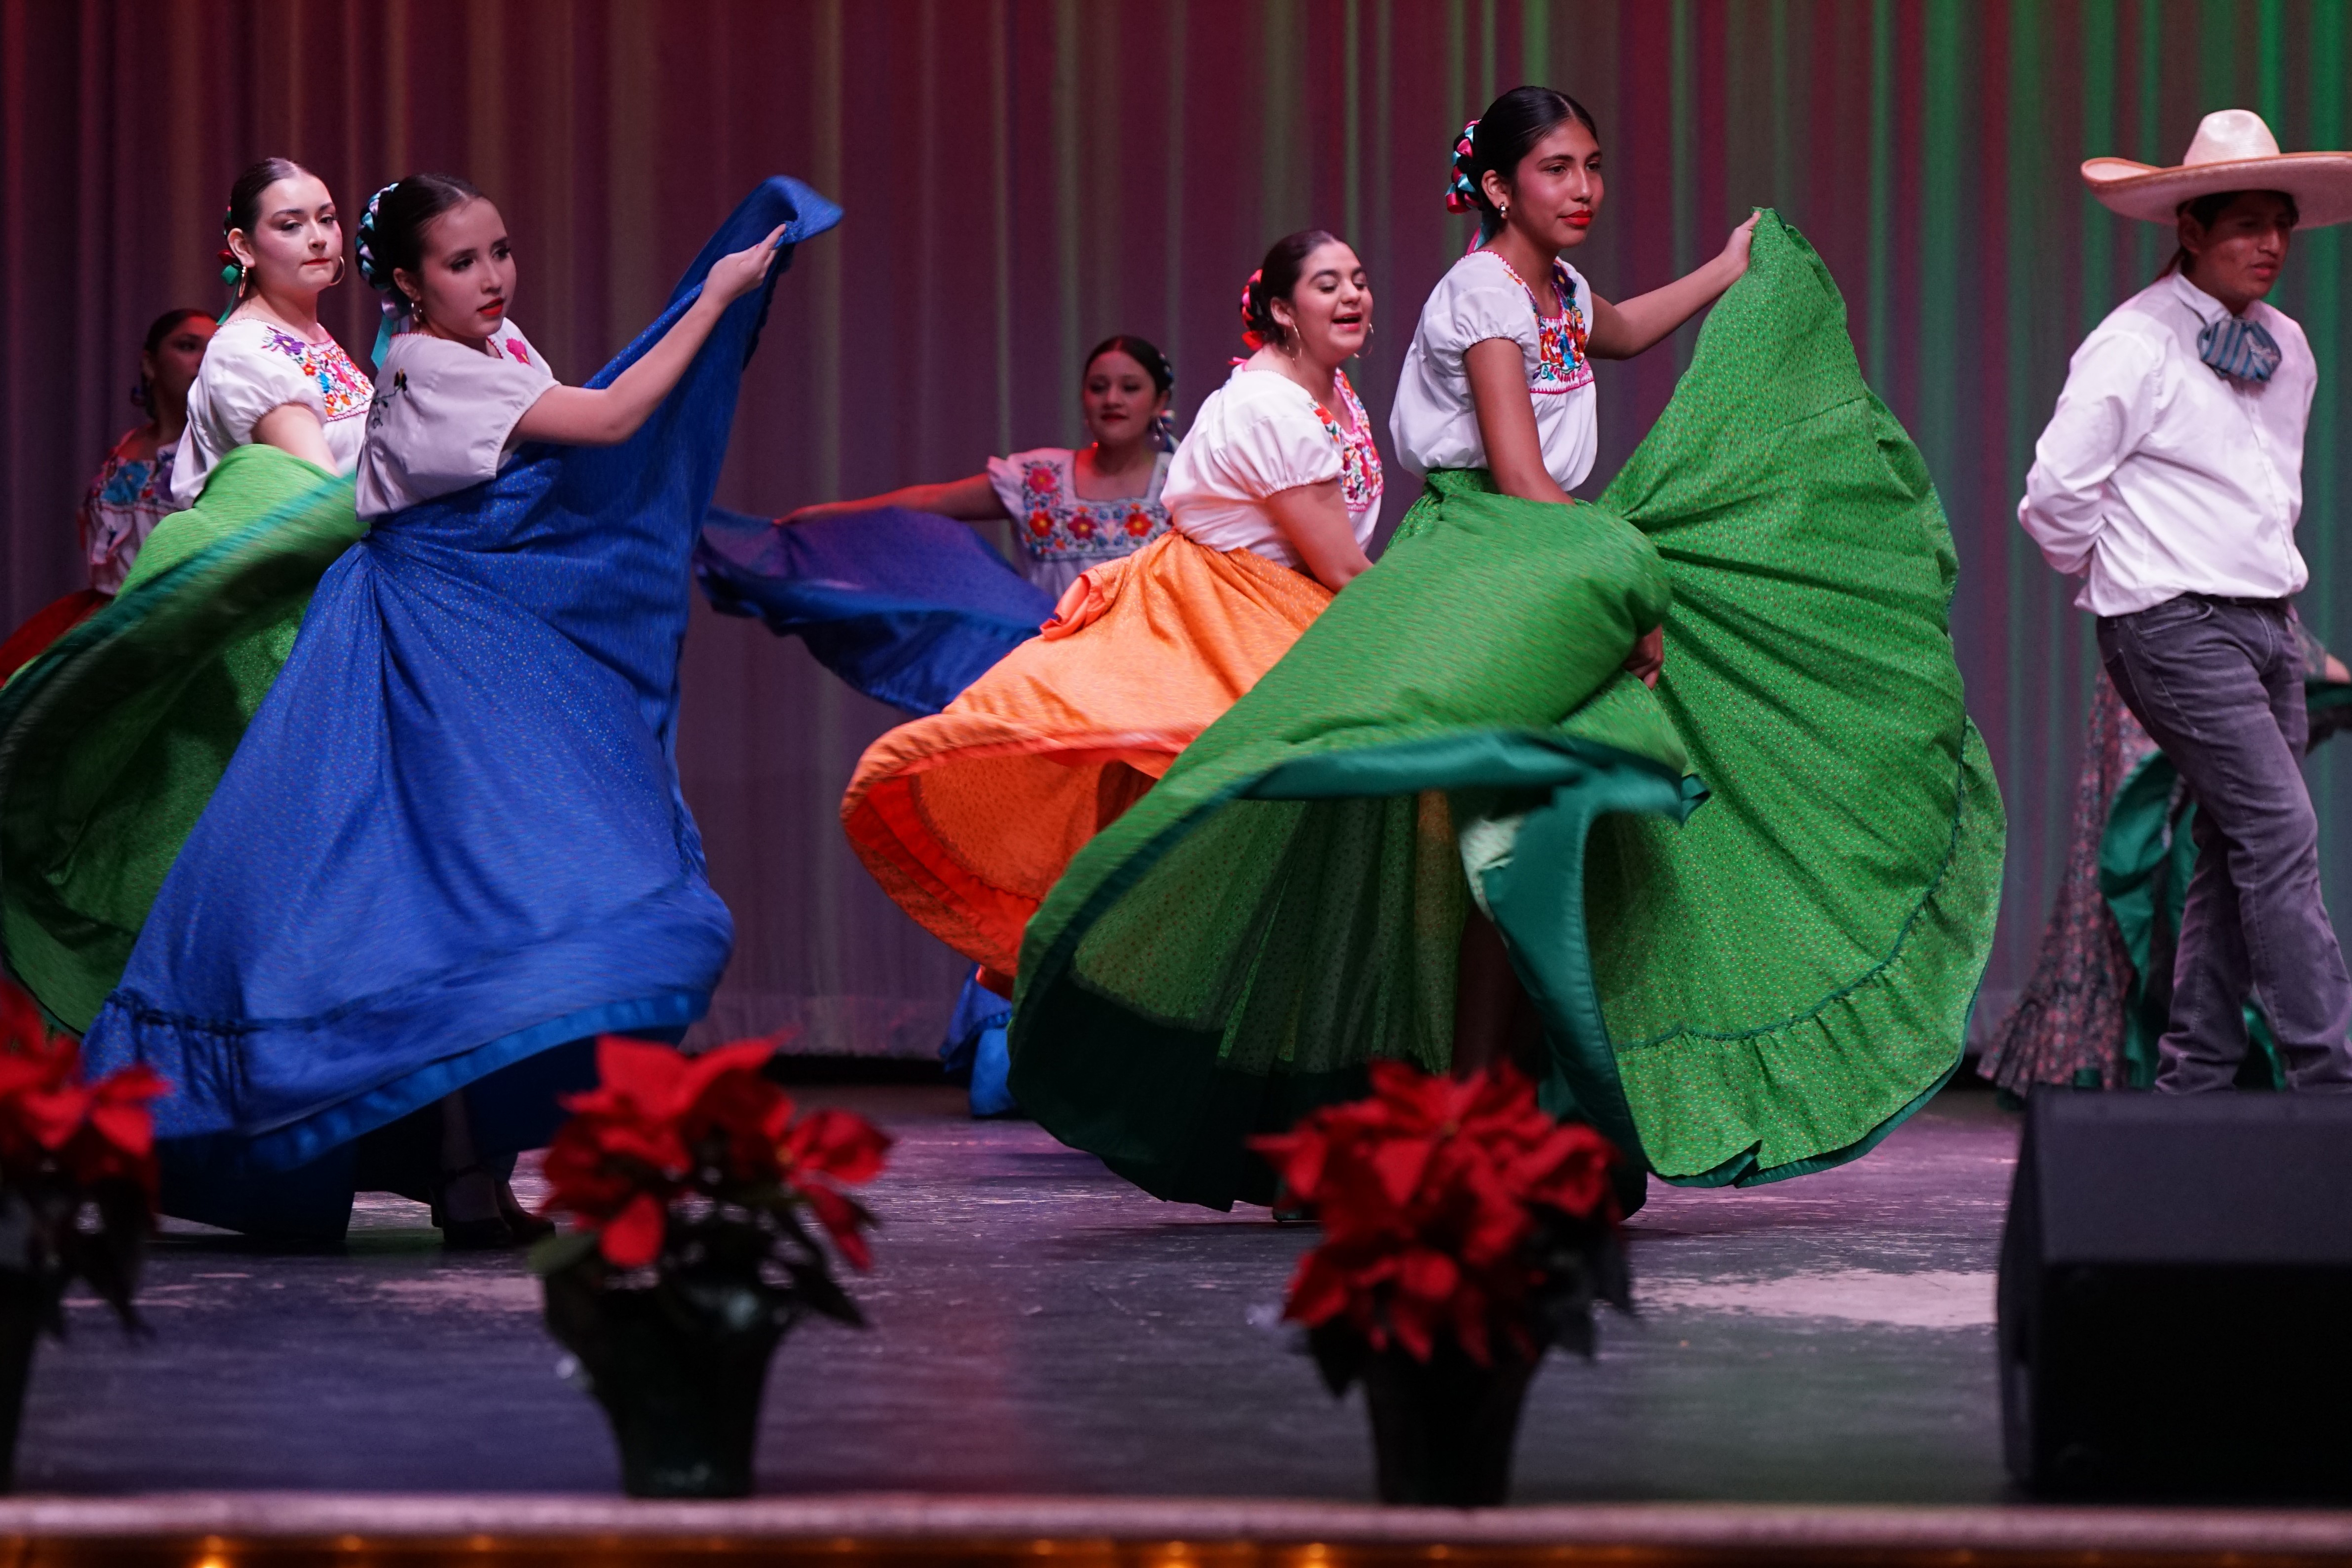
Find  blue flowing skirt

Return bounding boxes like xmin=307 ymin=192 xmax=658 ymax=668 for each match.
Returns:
xmin=80 ymin=178 xmax=842 ymax=1235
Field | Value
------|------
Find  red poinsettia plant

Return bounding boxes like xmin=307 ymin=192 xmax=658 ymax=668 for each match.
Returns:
xmin=0 ymin=978 xmax=165 ymax=1333
xmin=1250 ymin=1060 xmax=1630 ymax=1392
xmin=532 ymin=1034 xmax=892 ymax=1333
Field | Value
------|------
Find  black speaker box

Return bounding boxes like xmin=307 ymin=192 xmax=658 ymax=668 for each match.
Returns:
xmin=1999 ymin=1090 xmax=2352 ymax=1497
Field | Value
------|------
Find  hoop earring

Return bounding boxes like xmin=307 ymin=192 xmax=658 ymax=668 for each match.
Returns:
xmin=328 ymin=256 xmax=346 ymax=285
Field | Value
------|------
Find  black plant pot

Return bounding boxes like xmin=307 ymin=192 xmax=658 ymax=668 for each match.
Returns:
xmin=543 ymin=1268 xmax=785 ymax=1498
xmin=0 ymin=1271 xmax=46 ymax=1492
xmin=1359 ymin=1339 xmax=1539 ymax=1507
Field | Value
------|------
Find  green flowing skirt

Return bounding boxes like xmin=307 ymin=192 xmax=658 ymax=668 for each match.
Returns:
xmin=0 ymin=445 xmax=361 ymax=1029
xmin=1005 ymin=213 xmax=2006 ymax=1208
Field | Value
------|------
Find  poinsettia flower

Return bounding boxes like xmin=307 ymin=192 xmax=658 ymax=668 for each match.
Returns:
xmin=62 ymin=1064 xmax=168 ymax=1192
xmin=564 ymin=1035 xmax=774 ymax=1127
xmin=597 ymin=1190 xmax=670 ymax=1270
xmin=785 ymin=1106 xmax=893 ymax=1185
xmin=539 ymin=1032 xmax=891 ymax=1276
xmin=798 ymin=1184 xmax=873 ymax=1270
xmin=1250 ymin=1060 xmax=1622 ymax=1367
xmin=540 ymin=1108 xmax=685 ymax=1266
xmin=0 ymin=979 xmax=165 ymax=1200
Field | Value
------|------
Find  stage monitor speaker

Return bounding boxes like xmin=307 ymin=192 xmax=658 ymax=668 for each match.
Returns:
xmin=1999 ymin=1090 xmax=2352 ymax=1497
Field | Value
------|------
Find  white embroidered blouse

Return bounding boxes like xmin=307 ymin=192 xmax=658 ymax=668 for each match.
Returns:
xmin=1160 ymin=365 xmax=1383 ymax=569
xmin=356 ymin=322 xmax=559 ymax=519
xmin=1391 ymin=249 xmax=1599 ymax=490
xmin=171 ymin=315 xmax=374 ymax=506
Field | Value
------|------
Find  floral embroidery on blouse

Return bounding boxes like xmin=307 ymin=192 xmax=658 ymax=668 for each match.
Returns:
xmin=1487 ymin=255 xmax=1594 ymax=395
xmin=77 ymin=429 xmax=179 ymax=595
xmin=1017 ymin=453 xmax=1173 ymax=561
xmin=1309 ymin=369 xmax=1385 ymax=517
xmin=259 ymin=327 xmax=373 ymax=421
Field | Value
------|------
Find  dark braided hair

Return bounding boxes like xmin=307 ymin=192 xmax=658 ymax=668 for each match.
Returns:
xmin=218 ymin=157 xmax=312 ymax=299
xmin=1239 ymin=230 xmax=1341 ymax=351
xmin=1083 ymin=334 xmax=1177 ymax=450
xmin=356 ymin=172 xmax=483 ymax=304
xmin=1448 ymin=86 xmax=1600 ymax=240
xmin=224 ymin=157 xmax=309 ymax=242
xmin=1084 ymin=334 xmax=1173 ymax=397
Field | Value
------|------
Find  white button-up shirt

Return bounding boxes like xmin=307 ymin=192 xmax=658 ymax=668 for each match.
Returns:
xmin=2018 ymin=270 xmax=2314 ymax=617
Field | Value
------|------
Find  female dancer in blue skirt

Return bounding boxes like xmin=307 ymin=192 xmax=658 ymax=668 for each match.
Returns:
xmin=77 ymin=171 xmax=836 ymax=1245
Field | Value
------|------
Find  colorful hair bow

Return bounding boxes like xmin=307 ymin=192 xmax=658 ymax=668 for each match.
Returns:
xmin=1445 ymin=118 xmax=1482 ymax=214
xmin=355 ymin=182 xmax=408 ymax=366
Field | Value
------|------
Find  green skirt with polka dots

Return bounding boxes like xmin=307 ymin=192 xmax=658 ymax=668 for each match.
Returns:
xmin=0 ymin=446 xmax=359 ymax=1032
xmin=1003 ymin=212 xmax=2005 ymax=1209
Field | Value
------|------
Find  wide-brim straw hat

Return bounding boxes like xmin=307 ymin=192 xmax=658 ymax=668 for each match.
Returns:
xmin=2082 ymin=109 xmax=2352 ymax=227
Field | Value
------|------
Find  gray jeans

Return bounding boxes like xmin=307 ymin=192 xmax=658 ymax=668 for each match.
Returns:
xmin=2098 ymin=595 xmax=2352 ymax=1090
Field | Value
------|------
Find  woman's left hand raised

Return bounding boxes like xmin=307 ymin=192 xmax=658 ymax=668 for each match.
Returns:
xmin=1719 ymin=212 xmax=1761 ymax=277
xmin=703 ymin=224 xmax=789 ymax=308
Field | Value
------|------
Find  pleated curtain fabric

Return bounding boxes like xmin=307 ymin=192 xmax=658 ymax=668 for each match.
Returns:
xmin=7 ymin=1 xmax=2352 ymax=1051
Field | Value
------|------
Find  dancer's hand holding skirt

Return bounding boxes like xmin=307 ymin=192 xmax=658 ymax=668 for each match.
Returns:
xmin=1006 ymin=214 xmax=2006 ymax=1209
xmin=0 ymin=179 xmax=842 ymax=1237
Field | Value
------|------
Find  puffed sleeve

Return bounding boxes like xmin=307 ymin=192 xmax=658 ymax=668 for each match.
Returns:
xmin=1215 ymin=380 xmax=1344 ymax=499
xmin=202 ymin=328 xmax=328 ymax=448
xmin=1423 ymin=265 xmax=1536 ymax=367
xmin=401 ymin=341 xmax=554 ymax=489
xmin=356 ymin=330 xmax=558 ymax=516
xmin=986 ymin=448 xmax=1066 ymax=521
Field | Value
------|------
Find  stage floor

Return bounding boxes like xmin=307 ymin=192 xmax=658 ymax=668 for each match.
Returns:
xmin=19 ymin=1082 xmax=2018 ymax=1502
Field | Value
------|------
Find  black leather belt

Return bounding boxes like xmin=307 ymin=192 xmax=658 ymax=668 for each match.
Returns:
xmin=2189 ymin=593 xmax=2292 ymax=615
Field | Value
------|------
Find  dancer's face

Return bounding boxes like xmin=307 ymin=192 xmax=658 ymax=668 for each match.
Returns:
xmin=1271 ymin=241 xmax=1372 ymax=371
xmin=228 ymin=173 xmax=346 ymax=301
xmin=2180 ymin=191 xmax=2295 ymax=311
xmin=400 ymin=197 xmax=518 ymax=346
xmin=141 ymin=316 xmax=215 ymax=414
xmin=1079 ymin=350 xmax=1168 ymax=450
xmin=1490 ymin=118 xmax=1605 ymax=251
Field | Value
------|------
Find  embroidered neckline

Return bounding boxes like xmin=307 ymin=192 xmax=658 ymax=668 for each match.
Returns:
xmin=256 ymin=324 xmax=373 ymax=422
xmin=1015 ymin=449 xmax=1173 ymax=560
xmin=1479 ymin=252 xmax=1592 ymax=394
xmin=1309 ymin=369 xmax=1384 ymax=517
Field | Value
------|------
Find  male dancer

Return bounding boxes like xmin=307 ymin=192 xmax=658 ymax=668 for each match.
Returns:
xmin=2020 ymin=109 xmax=2352 ymax=1091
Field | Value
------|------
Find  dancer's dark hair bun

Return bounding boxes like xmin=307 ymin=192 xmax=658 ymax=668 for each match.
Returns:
xmin=1452 ymin=86 xmax=1599 ymax=233
xmin=1084 ymin=335 xmax=1174 ymax=397
xmin=1240 ymin=229 xmax=1341 ymax=350
xmin=356 ymin=172 xmax=484 ymax=298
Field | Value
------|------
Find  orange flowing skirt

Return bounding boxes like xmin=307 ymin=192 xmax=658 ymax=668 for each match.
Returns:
xmin=841 ymin=530 xmax=1332 ymax=981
